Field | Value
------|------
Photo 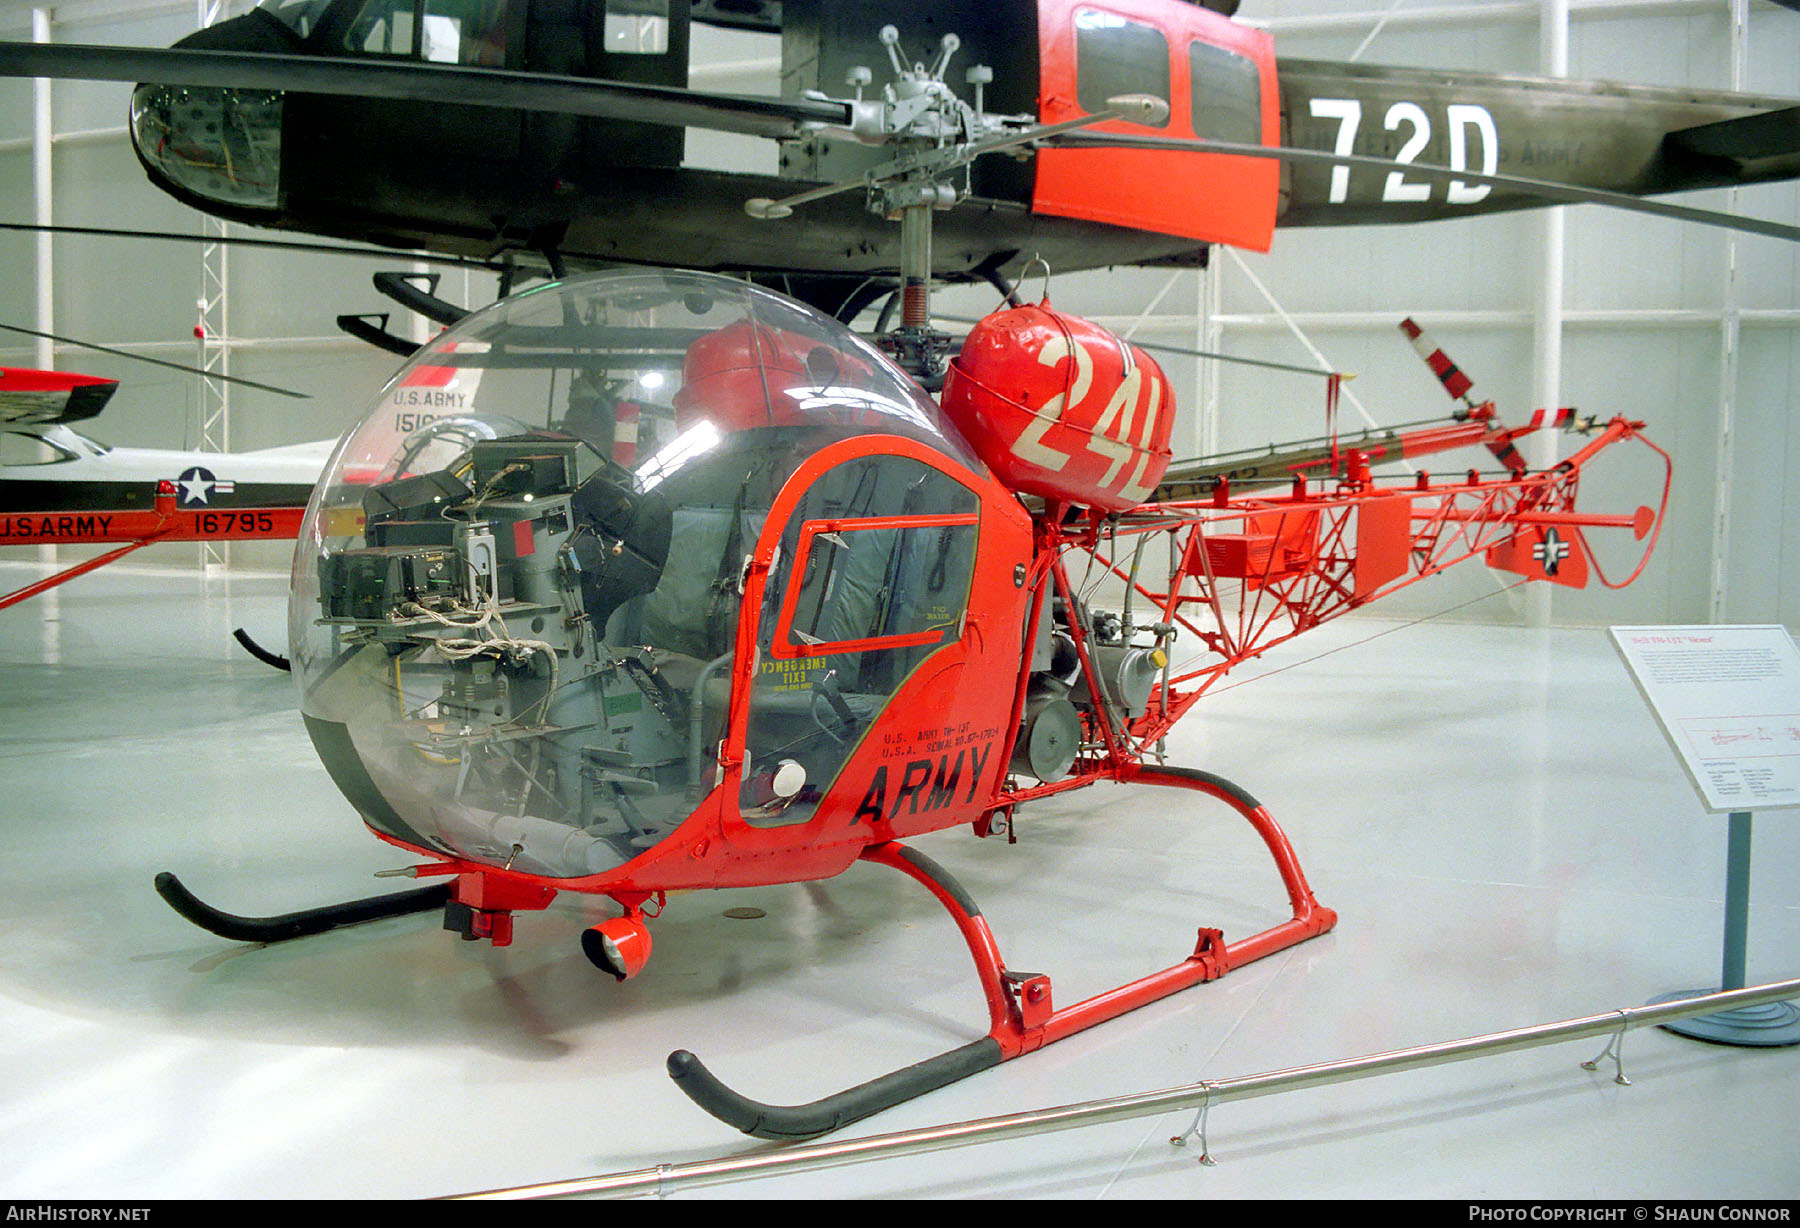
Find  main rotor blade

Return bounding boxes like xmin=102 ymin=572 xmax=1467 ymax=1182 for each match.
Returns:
xmin=0 ymin=221 xmax=500 ymax=270
xmin=1047 ymin=132 xmax=1800 ymax=243
xmin=0 ymin=42 xmax=849 ymax=140
xmin=0 ymin=323 xmax=310 ymax=399
xmin=931 ymin=314 xmax=1341 ymax=378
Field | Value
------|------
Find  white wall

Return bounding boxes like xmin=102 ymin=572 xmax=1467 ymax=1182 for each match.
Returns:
xmin=3 ymin=0 xmax=1796 ymax=624
xmin=1163 ymin=0 xmax=1800 ymax=630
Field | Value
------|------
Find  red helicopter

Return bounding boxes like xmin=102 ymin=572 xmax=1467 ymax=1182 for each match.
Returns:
xmin=106 ymin=5 xmax=1691 ymax=1143
xmin=149 ymin=258 xmax=1667 ymax=1140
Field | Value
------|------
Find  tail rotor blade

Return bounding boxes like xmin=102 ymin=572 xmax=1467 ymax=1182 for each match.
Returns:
xmin=1398 ymin=317 xmax=1476 ymax=406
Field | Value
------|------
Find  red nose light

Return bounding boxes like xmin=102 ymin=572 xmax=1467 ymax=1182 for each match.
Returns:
xmin=582 ymin=915 xmax=653 ymax=982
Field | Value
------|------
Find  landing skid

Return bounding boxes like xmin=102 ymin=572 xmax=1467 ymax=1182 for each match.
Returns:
xmin=152 ymin=769 xmax=1333 ymax=1138
xmin=154 ymin=871 xmax=450 ymax=944
xmin=669 ymin=766 xmax=1339 ymax=1140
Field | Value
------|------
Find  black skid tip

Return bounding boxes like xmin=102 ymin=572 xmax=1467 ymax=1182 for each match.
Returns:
xmin=667 ymin=1038 xmax=1005 ymax=1141
xmin=154 ymin=871 xmax=451 ymax=944
xmin=231 ymin=627 xmax=291 ymax=671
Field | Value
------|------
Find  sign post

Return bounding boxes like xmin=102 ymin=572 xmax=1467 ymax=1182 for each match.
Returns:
xmin=1609 ymin=625 xmax=1800 ymax=1046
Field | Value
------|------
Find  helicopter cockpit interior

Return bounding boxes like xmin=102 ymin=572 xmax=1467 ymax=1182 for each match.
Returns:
xmin=292 ymin=270 xmax=987 ymax=880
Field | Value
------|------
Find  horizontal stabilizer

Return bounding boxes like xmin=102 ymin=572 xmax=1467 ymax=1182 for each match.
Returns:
xmin=1667 ymin=106 xmax=1800 ymax=163
xmin=1486 ymin=524 xmax=1591 ymax=589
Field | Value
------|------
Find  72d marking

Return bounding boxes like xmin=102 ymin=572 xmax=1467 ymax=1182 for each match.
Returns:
xmin=1308 ymin=99 xmax=1499 ymax=204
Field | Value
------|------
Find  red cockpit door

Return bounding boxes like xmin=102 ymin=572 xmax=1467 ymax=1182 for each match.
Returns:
xmin=1033 ymin=0 xmax=1278 ymax=251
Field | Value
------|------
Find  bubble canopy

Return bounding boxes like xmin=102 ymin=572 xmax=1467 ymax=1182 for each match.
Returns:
xmin=291 ymin=270 xmax=987 ymax=880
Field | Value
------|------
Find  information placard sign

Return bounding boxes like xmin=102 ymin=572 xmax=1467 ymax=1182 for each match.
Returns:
xmin=1609 ymin=625 xmax=1800 ymax=813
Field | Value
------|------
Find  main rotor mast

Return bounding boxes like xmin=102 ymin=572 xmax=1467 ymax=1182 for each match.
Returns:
xmin=744 ymin=23 xmax=1167 ymax=384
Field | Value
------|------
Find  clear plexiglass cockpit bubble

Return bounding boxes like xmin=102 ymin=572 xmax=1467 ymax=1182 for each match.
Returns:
xmin=290 ymin=270 xmax=983 ymax=880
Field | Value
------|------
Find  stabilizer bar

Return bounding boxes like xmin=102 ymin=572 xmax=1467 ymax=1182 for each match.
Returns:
xmin=336 ymin=312 xmax=420 ymax=357
xmin=372 ymin=271 xmax=469 ymax=326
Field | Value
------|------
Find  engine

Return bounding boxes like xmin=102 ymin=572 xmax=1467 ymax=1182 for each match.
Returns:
xmin=1011 ymin=587 xmax=1173 ymax=783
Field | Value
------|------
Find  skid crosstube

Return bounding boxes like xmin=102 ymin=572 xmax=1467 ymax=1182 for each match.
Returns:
xmin=668 ymin=766 xmax=1338 ymax=1140
xmin=154 ymin=871 xmax=451 ymax=944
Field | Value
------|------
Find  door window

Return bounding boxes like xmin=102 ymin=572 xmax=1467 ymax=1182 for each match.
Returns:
xmin=344 ymin=0 xmax=417 ymax=55
xmin=604 ymin=0 xmax=670 ymax=54
xmin=344 ymin=0 xmax=510 ymax=64
xmin=740 ymin=454 xmax=980 ymax=827
xmin=1189 ymin=38 xmax=1262 ymax=143
xmin=1074 ymin=8 xmax=1170 ymax=124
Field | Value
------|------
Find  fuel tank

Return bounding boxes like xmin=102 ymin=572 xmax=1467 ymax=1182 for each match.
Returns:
xmin=940 ymin=301 xmax=1175 ymax=512
xmin=674 ymin=318 xmax=879 ymax=430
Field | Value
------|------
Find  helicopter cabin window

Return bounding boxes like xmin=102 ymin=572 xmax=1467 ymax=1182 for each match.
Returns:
xmin=344 ymin=0 xmax=415 ymax=55
xmin=343 ymin=0 xmax=511 ymax=64
xmin=604 ymin=0 xmax=670 ymax=54
xmin=0 ymin=431 xmax=76 ymax=466
xmin=257 ymin=0 xmax=335 ymax=39
xmin=1188 ymin=39 xmax=1262 ymax=145
xmin=1073 ymin=8 xmax=1170 ymax=125
xmin=741 ymin=456 xmax=981 ymax=829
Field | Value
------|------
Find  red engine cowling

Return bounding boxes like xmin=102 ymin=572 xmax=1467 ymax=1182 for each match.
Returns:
xmin=940 ymin=302 xmax=1175 ymax=512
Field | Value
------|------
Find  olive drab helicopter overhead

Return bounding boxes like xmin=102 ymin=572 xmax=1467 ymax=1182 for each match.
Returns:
xmin=1 ymin=0 xmax=1798 ymax=324
xmin=0 ymin=0 xmax=1785 ymax=1142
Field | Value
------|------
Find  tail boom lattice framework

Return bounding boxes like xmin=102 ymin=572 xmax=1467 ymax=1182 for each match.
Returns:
xmin=1005 ymin=411 xmax=1669 ymax=807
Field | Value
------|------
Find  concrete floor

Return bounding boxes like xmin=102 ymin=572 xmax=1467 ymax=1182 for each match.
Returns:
xmin=2 ymin=559 xmax=1796 ymax=1201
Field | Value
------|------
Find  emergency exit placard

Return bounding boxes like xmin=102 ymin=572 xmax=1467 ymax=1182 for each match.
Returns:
xmin=1610 ymin=625 xmax=1800 ymax=813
